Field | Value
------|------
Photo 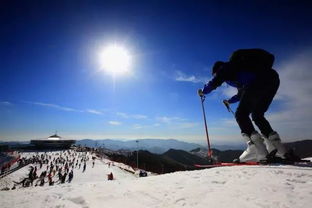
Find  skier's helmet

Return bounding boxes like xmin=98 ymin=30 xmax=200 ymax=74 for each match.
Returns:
xmin=212 ymin=61 xmax=225 ymax=76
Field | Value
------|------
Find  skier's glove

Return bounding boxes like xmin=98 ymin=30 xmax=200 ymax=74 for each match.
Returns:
xmin=198 ymin=89 xmax=204 ymax=97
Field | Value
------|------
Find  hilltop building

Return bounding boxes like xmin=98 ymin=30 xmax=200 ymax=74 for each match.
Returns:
xmin=31 ymin=134 xmax=75 ymax=149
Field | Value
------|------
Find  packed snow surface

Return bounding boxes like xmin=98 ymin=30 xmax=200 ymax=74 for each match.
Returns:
xmin=1 ymin=153 xmax=312 ymax=208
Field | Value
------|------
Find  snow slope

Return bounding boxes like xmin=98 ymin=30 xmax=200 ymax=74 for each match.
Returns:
xmin=1 ymin=158 xmax=312 ymax=208
xmin=0 ymin=152 xmax=312 ymax=208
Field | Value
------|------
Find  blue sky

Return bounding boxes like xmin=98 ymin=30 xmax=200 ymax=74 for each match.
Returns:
xmin=1 ymin=0 xmax=312 ymax=145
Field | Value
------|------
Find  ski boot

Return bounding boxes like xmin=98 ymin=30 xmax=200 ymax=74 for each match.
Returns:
xmin=267 ymin=131 xmax=287 ymax=157
xmin=268 ymin=131 xmax=302 ymax=162
xmin=233 ymin=133 xmax=257 ymax=163
xmin=250 ymin=131 xmax=269 ymax=163
xmin=263 ymin=137 xmax=277 ymax=156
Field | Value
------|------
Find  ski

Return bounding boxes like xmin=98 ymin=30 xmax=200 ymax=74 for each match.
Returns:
xmin=195 ymin=161 xmax=259 ymax=168
xmin=195 ymin=160 xmax=312 ymax=168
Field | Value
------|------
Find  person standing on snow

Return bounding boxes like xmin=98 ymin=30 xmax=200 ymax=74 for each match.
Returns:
xmin=82 ymin=162 xmax=86 ymax=172
xmin=198 ymin=48 xmax=299 ymax=163
xmin=107 ymin=172 xmax=114 ymax=180
xmin=68 ymin=170 xmax=74 ymax=183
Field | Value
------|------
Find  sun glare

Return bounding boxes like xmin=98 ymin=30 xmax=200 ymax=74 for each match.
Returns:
xmin=98 ymin=45 xmax=132 ymax=76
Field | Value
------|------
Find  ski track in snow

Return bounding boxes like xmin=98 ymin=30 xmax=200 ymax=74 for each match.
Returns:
xmin=1 ymin=154 xmax=312 ymax=208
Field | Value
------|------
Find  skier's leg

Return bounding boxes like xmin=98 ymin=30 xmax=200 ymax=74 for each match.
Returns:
xmin=251 ymin=69 xmax=287 ymax=157
xmin=251 ymin=73 xmax=278 ymax=138
xmin=252 ymin=112 xmax=274 ymax=138
xmin=235 ymin=91 xmax=256 ymax=136
xmin=236 ymin=84 xmax=276 ymax=161
xmin=233 ymin=91 xmax=259 ymax=162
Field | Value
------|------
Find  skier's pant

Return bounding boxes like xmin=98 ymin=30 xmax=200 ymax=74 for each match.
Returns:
xmin=235 ymin=70 xmax=280 ymax=138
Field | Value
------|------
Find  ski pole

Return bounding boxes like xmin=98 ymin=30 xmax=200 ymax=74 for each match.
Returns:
xmin=200 ymin=95 xmax=213 ymax=159
xmin=223 ymin=100 xmax=235 ymax=116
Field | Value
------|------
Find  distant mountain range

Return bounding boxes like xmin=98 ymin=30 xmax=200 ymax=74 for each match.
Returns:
xmin=76 ymin=139 xmax=204 ymax=154
xmin=75 ymin=139 xmax=245 ymax=154
xmin=284 ymin=140 xmax=312 ymax=158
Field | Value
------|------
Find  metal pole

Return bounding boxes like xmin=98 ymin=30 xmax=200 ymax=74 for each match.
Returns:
xmin=223 ymin=100 xmax=235 ymax=116
xmin=200 ymin=95 xmax=213 ymax=158
xmin=136 ymin=140 xmax=139 ymax=170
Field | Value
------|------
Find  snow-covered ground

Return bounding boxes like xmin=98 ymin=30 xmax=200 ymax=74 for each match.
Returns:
xmin=0 ymin=153 xmax=311 ymax=208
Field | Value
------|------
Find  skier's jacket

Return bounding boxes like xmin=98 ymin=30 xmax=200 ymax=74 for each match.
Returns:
xmin=203 ymin=49 xmax=275 ymax=95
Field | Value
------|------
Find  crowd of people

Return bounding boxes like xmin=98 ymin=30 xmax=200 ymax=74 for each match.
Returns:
xmin=1 ymin=148 xmax=151 ymax=191
xmin=12 ymin=150 xmax=90 ymax=189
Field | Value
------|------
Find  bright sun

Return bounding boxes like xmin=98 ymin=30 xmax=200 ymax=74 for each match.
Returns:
xmin=98 ymin=44 xmax=132 ymax=76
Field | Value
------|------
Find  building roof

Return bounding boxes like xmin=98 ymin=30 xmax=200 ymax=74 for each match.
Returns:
xmin=47 ymin=134 xmax=62 ymax=140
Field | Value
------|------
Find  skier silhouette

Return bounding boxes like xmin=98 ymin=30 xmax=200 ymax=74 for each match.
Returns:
xmin=198 ymin=49 xmax=299 ymax=163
